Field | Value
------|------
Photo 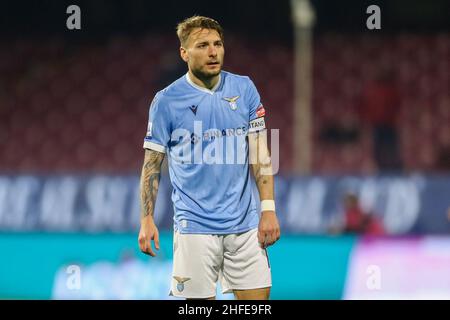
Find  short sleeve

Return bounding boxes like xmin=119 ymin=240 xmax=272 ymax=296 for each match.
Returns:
xmin=143 ymin=93 xmax=171 ymax=153
xmin=246 ymin=78 xmax=266 ymax=133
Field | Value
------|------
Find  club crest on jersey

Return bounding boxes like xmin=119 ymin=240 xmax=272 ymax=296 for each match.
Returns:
xmin=173 ymin=276 xmax=191 ymax=292
xmin=223 ymin=96 xmax=240 ymax=110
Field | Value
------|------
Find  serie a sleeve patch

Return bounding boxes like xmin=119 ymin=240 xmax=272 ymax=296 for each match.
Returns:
xmin=256 ymin=104 xmax=266 ymax=118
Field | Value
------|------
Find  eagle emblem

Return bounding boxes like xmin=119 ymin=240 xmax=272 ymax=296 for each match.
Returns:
xmin=173 ymin=276 xmax=191 ymax=292
xmin=223 ymin=96 xmax=240 ymax=110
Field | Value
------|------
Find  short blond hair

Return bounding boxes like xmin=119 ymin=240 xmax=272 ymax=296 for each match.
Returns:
xmin=176 ymin=15 xmax=224 ymax=46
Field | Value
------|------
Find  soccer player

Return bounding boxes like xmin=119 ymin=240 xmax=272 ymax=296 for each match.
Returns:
xmin=138 ymin=16 xmax=280 ymax=300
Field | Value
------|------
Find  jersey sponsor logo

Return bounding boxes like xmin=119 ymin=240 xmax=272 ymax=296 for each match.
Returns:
xmin=173 ymin=276 xmax=191 ymax=292
xmin=249 ymin=117 xmax=266 ymax=132
xmin=223 ymin=95 xmax=240 ymax=110
xmin=171 ymin=121 xmax=249 ymax=165
xmin=190 ymin=126 xmax=248 ymax=143
xmin=256 ymin=104 xmax=266 ymax=118
xmin=189 ymin=105 xmax=198 ymax=115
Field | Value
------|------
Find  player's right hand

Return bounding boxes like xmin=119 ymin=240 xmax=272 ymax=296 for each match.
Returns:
xmin=138 ymin=216 xmax=160 ymax=257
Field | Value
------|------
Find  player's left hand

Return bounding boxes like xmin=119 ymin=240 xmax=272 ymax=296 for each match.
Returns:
xmin=258 ymin=211 xmax=280 ymax=249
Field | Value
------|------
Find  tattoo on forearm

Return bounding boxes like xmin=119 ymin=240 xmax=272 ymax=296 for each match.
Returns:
xmin=252 ymin=162 xmax=274 ymax=201
xmin=251 ymin=133 xmax=274 ymax=200
xmin=142 ymin=172 xmax=160 ymax=217
xmin=254 ymin=165 xmax=268 ymax=185
xmin=140 ymin=150 xmax=164 ymax=218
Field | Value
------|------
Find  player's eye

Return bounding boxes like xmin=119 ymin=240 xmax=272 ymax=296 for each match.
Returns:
xmin=197 ymin=43 xmax=207 ymax=48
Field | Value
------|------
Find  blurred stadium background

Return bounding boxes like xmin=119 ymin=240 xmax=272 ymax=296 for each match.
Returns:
xmin=0 ymin=0 xmax=449 ymax=299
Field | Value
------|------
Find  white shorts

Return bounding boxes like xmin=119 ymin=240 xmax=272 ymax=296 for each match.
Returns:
xmin=170 ymin=228 xmax=272 ymax=299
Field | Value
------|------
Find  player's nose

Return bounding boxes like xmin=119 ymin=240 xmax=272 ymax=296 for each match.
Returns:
xmin=208 ymin=44 xmax=217 ymax=57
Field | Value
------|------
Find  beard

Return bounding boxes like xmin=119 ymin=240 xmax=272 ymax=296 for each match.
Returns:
xmin=191 ymin=63 xmax=222 ymax=81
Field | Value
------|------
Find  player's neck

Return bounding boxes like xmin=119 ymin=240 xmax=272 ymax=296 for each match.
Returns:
xmin=188 ymin=70 xmax=220 ymax=91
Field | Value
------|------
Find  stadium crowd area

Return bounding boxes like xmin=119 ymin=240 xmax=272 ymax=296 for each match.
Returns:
xmin=1 ymin=33 xmax=449 ymax=174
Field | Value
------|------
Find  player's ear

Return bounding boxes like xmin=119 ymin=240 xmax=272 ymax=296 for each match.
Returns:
xmin=180 ymin=46 xmax=188 ymax=63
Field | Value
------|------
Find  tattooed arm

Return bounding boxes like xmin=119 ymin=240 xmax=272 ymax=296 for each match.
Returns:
xmin=248 ymin=130 xmax=280 ymax=248
xmin=138 ymin=149 xmax=165 ymax=256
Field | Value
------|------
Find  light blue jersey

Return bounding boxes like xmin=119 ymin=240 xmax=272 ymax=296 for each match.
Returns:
xmin=143 ymin=71 xmax=267 ymax=234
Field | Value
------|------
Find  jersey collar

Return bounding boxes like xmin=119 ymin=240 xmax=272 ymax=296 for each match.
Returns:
xmin=185 ymin=72 xmax=221 ymax=95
